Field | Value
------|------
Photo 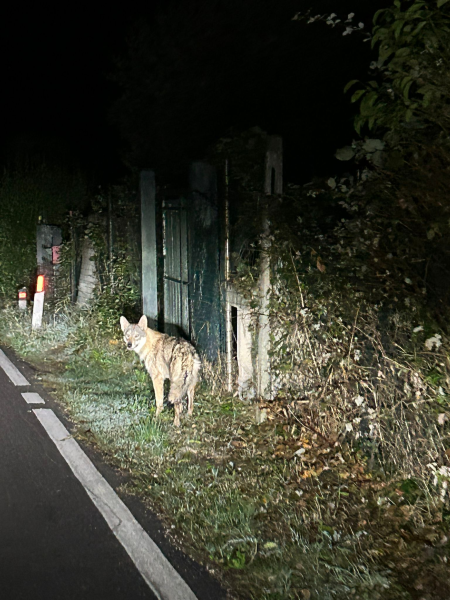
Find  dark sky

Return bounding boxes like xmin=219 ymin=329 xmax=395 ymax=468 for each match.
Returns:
xmin=0 ymin=1 xmax=390 ymax=185
xmin=0 ymin=5 xmax=150 ymax=180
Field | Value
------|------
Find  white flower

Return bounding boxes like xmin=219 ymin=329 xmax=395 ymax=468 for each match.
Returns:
xmin=438 ymin=413 xmax=448 ymax=426
xmin=425 ymin=334 xmax=442 ymax=351
xmin=354 ymin=395 xmax=364 ymax=407
xmin=345 ymin=423 xmax=353 ymax=432
xmin=413 ymin=325 xmax=423 ymax=333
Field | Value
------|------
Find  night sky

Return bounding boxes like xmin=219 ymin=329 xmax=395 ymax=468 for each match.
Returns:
xmin=1 ymin=1 xmax=390 ymax=185
xmin=0 ymin=4 xmax=147 ymax=180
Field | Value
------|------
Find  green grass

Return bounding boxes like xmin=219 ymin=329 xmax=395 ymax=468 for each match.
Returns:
xmin=1 ymin=305 xmax=450 ymax=599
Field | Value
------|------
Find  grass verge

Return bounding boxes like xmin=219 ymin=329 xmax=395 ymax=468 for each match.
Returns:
xmin=1 ymin=305 xmax=450 ymax=599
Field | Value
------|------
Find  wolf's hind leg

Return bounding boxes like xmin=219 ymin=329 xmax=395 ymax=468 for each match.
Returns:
xmin=187 ymin=362 xmax=200 ymax=416
xmin=168 ymin=384 xmax=184 ymax=426
xmin=187 ymin=385 xmax=195 ymax=416
xmin=152 ymin=374 xmax=164 ymax=417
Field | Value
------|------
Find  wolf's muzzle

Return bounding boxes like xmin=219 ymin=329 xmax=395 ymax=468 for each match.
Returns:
xmin=127 ymin=342 xmax=132 ymax=349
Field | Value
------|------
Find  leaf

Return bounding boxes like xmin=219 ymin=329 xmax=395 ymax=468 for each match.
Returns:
xmin=373 ymin=9 xmax=388 ymax=25
xmin=393 ymin=20 xmax=405 ymax=39
xmin=400 ymin=75 xmax=413 ymax=90
xmin=403 ymin=80 xmax=414 ymax=101
xmin=438 ymin=0 xmax=450 ymax=7
xmin=360 ymin=91 xmax=378 ymax=116
xmin=316 ymin=258 xmax=326 ymax=273
xmin=407 ymin=1 xmax=427 ymax=13
xmin=335 ymin=146 xmax=355 ymax=161
xmin=354 ymin=115 xmax=364 ymax=135
xmin=422 ymin=90 xmax=434 ymax=108
xmin=363 ymin=139 xmax=385 ymax=152
xmin=351 ymin=89 xmax=366 ymax=103
xmin=327 ymin=177 xmax=337 ymax=189
xmin=344 ymin=79 xmax=359 ymax=93
xmin=412 ymin=21 xmax=427 ymax=36
xmin=263 ymin=541 xmax=278 ymax=550
xmin=395 ymin=47 xmax=411 ymax=58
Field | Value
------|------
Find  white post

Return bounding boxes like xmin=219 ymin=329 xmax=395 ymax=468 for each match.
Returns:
xmin=32 ymin=291 xmax=45 ymax=329
xmin=237 ymin=306 xmax=254 ymax=399
xmin=257 ymin=136 xmax=283 ymax=399
xmin=18 ymin=287 xmax=27 ymax=310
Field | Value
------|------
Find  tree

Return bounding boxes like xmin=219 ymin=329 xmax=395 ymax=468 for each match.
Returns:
xmin=347 ymin=0 xmax=450 ymax=138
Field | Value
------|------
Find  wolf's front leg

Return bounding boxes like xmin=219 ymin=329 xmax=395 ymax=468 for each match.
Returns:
xmin=152 ymin=374 xmax=164 ymax=417
xmin=173 ymin=401 xmax=183 ymax=428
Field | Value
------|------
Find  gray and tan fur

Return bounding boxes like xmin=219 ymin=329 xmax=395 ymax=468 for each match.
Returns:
xmin=120 ymin=315 xmax=201 ymax=427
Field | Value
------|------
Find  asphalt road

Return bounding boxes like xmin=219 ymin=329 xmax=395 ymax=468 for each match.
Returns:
xmin=0 ymin=347 xmax=225 ymax=600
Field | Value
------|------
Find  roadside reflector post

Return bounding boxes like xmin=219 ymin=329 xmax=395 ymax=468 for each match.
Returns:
xmin=32 ymin=275 xmax=45 ymax=329
xmin=18 ymin=287 xmax=28 ymax=310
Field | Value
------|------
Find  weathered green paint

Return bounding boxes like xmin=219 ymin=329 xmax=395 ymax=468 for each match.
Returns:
xmin=140 ymin=170 xmax=158 ymax=328
xmin=189 ymin=161 xmax=223 ymax=360
xmin=162 ymin=197 xmax=190 ymax=338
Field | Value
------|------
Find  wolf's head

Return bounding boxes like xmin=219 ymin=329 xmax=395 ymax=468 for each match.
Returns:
xmin=120 ymin=315 xmax=147 ymax=351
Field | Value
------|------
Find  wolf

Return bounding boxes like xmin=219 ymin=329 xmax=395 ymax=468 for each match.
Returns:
xmin=120 ymin=315 xmax=201 ymax=427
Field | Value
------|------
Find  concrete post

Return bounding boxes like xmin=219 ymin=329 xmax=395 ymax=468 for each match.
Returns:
xmin=237 ymin=306 xmax=254 ymax=400
xmin=36 ymin=224 xmax=62 ymax=299
xmin=140 ymin=170 xmax=158 ymax=329
xmin=257 ymin=136 xmax=283 ymax=399
xmin=32 ymin=291 xmax=45 ymax=329
xmin=76 ymin=237 xmax=98 ymax=306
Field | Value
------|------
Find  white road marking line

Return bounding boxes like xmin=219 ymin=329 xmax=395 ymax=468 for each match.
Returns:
xmin=0 ymin=349 xmax=30 ymax=386
xmin=33 ymin=409 xmax=197 ymax=600
xmin=21 ymin=392 xmax=45 ymax=404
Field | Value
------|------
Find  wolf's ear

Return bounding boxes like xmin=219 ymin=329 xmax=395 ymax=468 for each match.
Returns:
xmin=138 ymin=315 xmax=148 ymax=330
xmin=120 ymin=316 xmax=129 ymax=332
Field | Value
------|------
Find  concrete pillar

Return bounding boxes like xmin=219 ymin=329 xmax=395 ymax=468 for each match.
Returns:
xmin=264 ymin=136 xmax=283 ymax=195
xmin=140 ymin=170 xmax=158 ymax=329
xmin=36 ymin=224 xmax=62 ymax=299
xmin=257 ymin=136 xmax=283 ymax=398
xmin=76 ymin=237 xmax=98 ymax=306
xmin=237 ymin=306 xmax=254 ymax=399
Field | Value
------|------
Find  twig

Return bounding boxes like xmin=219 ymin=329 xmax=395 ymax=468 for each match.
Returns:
xmin=289 ymin=249 xmax=321 ymax=380
xmin=347 ymin=304 xmax=361 ymax=367
xmin=288 ymin=406 xmax=331 ymax=445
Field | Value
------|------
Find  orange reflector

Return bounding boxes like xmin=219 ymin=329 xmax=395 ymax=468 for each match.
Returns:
xmin=36 ymin=275 xmax=45 ymax=293
xmin=18 ymin=291 xmax=27 ymax=299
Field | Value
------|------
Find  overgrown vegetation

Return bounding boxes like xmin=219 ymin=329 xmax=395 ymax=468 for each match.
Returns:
xmin=2 ymin=294 xmax=450 ymax=599
xmin=0 ymin=163 xmax=87 ymax=300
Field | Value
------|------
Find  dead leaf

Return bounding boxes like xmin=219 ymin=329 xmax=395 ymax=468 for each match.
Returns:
xmin=317 ymin=257 xmax=326 ymax=273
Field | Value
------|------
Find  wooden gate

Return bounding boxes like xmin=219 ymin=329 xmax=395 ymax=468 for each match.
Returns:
xmin=162 ymin=197 xmax=190 ymax=338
